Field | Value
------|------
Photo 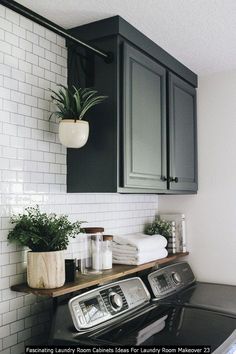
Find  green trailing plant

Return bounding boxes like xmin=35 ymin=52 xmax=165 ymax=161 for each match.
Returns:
xmin=49 ymin=84 xmax=107 ymax=121
xmin=7 ymin=206 xmax=84 ymax=252
xmin=145 ymin=217 xmax=172 ymax=239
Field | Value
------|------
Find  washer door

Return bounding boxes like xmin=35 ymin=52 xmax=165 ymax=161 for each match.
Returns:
xmin=93 ymin=304 xmax=236 ymax=350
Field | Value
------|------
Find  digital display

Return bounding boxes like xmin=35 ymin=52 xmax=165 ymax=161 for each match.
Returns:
xmin=81 ymin=296 xmax=105 ymax=323
xmin=156 ymin=274 xmax=168 ymax=288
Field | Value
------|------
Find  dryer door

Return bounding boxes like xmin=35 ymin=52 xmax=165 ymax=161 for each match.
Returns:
xmin=162 ymin=282 xmax=236 ymax=317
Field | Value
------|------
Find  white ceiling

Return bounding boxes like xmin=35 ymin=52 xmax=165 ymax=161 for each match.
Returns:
xmin=16 ymin=0 xmax=236 ymax=76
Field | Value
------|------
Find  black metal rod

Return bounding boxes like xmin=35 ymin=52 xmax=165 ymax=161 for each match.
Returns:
xmin=0 ymin=0 xmax=111 ymax=61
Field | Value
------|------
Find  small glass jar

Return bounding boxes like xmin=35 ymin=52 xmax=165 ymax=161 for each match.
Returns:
xmin=102 ymin=235 xmax=113 ymax=270
xmin=79 ymin=232 xmax=91 ymax=275
xmin=82 ymin=227 xmax=104 ymax=274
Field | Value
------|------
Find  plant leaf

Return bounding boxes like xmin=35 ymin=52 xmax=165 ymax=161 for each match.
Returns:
xmin=48 ymin=85 xmax=107 ymax=121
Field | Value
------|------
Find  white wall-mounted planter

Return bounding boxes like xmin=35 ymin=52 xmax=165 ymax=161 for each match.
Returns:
xmin=59 ymin=119 xmax=89 ymax=148
xmin=27 ymin=250 xmax=65 ymax=289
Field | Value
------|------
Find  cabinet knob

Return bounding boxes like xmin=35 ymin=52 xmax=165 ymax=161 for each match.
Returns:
xmin=161 ymin=176 xmax=167 ymax=181
xmin=170 ymin=177 xmax=179 ymax=183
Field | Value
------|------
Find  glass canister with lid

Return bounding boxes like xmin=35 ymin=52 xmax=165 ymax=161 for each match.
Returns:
xmin=102 ymin=235 xmax=113 ymax=270
xmin=82 ymin=227 xmax=104 ymax=274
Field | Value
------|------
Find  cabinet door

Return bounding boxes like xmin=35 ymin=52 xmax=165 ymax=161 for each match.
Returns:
xmin=122 ymin=43 xmax=167 ymax=190
xmin=168 ymin=73 xmax=197 ymax=192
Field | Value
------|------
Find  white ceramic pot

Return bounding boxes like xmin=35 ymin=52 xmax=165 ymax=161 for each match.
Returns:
xmin=27 ymin=250 xmax=65 ymax=289
xmin=58 ymin=119 xmax=89 ymax=148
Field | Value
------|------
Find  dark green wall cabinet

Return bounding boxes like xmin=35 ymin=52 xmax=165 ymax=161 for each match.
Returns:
xmin=168 ymin=74 xmax=197 ymax=192
xmin=123 ymin=43 xmax=167 ymax=190
xmin=67 ymin=16 xmax=198 ymax=194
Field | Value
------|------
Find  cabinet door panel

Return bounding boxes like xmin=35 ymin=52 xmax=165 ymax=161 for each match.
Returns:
xmin=123 ymin=43 xmax=167 ymax=189
xmin=168 ymin=73 xmax=197 ymax=191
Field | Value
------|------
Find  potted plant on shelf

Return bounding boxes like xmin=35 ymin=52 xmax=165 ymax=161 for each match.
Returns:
xmin=49 ymin=85 xmax=107 ymax=148
xmin=145 ymin=217 xmax=172 ymax=239
xmin=7 ymin=206 xmax=83 ymax=289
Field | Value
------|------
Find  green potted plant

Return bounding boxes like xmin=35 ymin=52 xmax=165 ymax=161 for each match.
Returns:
xmin=49 ymin=85 xmax=107 ymax=148
xmin=145 ymin=217 xmax=172 ymax=239
xmin=8 ymin=206 xmax=83 ymax=289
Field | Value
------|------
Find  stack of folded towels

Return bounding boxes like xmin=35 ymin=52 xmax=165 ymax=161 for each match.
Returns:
xmin=112 ymin=233 xmax=168 ymax=265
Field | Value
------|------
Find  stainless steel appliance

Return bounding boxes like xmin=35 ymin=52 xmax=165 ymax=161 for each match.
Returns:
xmin=68 ymin=277 xmax=150 ymax=331
xmin=50 ymin=263 xmax=236 ymax=353
xmin=147 ymin=261 xmax=195 ymax=299
xmin=146 ymin=262 xmax=236 ymax=317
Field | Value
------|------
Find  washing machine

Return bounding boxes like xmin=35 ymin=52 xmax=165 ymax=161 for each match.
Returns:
xmin=145 ymin=262 xmax=236 ymax=316
xmin=50 ymin=263 xmax=236 ymax=353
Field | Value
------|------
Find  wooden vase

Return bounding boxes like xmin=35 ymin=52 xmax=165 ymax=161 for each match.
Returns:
xmin=27 ymin=250 xmax=65 ymax=289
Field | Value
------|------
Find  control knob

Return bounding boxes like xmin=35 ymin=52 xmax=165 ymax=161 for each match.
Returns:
xmin=172 ymin=272 xmax=181 ymax=285
xmin=109 ymin=292 xmax=123 ymax=311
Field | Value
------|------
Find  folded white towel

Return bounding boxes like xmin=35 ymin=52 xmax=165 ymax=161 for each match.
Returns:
xmin=113 ymin=233 xmax=167 ymax=252
xmin=112 ymin=248 xmax=168 ymax=265
xmin=113 ymin=249 xmax=141 ymax=257
xmin=112 ymin=246 xmax=167 ymax=258
xmin=112 ymin=245 xmax=165 ymax=255
xmin=113 ymin=248 xmax=167 ymax=260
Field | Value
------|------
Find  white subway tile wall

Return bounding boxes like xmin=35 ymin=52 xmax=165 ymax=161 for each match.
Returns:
xmin=0 ymin=5 xmax=159 ymax=353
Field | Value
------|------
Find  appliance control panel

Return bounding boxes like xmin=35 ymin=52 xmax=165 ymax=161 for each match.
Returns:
xmin=69 ymin=277 xmax=150 ymax=331
xmin=148 ymin=262 xmax=195 ymax=299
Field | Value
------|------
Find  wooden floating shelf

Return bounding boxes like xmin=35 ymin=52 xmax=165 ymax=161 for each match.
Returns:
xmin=11 ymin=252 xmax=189 ymax=298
